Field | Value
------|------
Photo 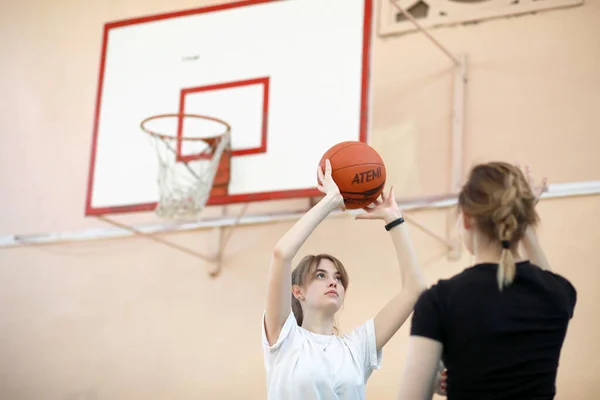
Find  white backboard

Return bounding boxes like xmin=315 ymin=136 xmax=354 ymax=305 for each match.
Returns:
xmin=86 ymin=0 xmax=373 ymax=216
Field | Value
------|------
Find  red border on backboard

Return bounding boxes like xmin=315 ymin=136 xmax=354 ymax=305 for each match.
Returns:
xmin=85 ymin=0 xmax=373 ymax=216
xmin=176 ymin=76 xmax=270 ymax=162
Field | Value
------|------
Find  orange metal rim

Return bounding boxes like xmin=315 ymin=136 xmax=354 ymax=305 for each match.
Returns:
xmin=140 ymin=113 xmax=231 ymax=142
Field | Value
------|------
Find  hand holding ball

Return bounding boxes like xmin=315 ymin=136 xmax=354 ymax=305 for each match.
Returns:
xmin=318 ymin=141 xmax=386 ymax=210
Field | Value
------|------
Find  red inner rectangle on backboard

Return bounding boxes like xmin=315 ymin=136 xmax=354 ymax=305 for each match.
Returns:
xmin=176 ymin=77 xmax=270 ymax=162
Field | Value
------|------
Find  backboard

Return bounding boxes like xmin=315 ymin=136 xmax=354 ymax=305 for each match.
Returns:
xmin=85 ymin=0 xmax=374 ymax=216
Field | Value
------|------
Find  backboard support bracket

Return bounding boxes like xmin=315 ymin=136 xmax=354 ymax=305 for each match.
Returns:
xmin=208 ymin=204 xmax=249 ymax=277
xmin=96 ymin=204 xmax=249 ymax=278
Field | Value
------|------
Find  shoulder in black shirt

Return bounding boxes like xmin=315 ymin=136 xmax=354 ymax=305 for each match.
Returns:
xmin=410 ymin=261 xmax=577 ymax=400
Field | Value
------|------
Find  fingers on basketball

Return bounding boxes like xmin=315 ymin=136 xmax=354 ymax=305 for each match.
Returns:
xmin=316 ymin=171 xmax=326 ymax=193
xmin=317 ymin=160 xmax=333 ymax=184
xmin=324 ymin=159 xmax=332 ymax=177
xmin=317 ymin=165 xmax=325 ymax=184
xmin=386 ymin=185 xmax=395 ymax=204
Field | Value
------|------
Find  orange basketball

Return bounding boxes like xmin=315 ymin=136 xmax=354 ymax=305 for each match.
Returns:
xmin=318 ymin=141 xmax=386 ymax=210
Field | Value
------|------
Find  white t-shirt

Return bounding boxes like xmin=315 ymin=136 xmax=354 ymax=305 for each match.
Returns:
xmin=261 ymin=311 xmax=383 ymax=400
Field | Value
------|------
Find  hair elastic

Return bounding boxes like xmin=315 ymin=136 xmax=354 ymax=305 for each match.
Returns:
xmin=501 ymin=240 xmax=511 ymax=249
xmin=385 ymin=217 xmax=405 ymax=231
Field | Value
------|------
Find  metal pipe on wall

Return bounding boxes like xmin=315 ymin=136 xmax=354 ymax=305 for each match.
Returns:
xmin=1 ymin=181 xmax=598 ymax=248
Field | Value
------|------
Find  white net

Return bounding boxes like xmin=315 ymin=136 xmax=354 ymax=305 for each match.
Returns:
xmin=144 ymin=116 xmax=231 ymax=220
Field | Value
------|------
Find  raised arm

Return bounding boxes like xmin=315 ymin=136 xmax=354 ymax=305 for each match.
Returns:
xmin=355 ymin=187 xmax=427 ymax=350
xmin=521 ymin=226 xmax=551 ymax=271
xmin=519 ymin=164 xmax=551 ymax=271
xmin=264 ymin=160 xmax=344 ymax=346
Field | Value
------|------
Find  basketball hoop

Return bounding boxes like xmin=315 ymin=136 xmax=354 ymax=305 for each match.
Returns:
xmin=141 ymin=113 xmax=231 ymax=219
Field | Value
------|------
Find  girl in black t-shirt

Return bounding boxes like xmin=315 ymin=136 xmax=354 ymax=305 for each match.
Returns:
xmin=396 ymin=162 xmax=577 ymax=400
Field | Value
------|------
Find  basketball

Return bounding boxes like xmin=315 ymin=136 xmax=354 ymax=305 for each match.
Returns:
xmin=318 ymin=141 xmax=386 ymax=210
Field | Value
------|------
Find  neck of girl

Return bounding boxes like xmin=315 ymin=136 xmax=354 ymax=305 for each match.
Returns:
xmin=302 ymin=311 xmax=336 ymax=335
xmin=474 ymin=234 xmax=525 ymax=265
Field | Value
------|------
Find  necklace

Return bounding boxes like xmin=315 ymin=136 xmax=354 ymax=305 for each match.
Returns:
xmin=304 ymin=327 xmax=336 ymax=351
xmin=321 ymin=334 xmax=335 ymax=352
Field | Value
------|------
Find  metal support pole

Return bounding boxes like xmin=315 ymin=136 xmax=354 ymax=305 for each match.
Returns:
xmin=209 ymin=203 xmax=249 ymax=278
xmin=452 ymin=54 xmax=468 ymax=192
xmin=389 ymin=0 xmax=468 ymax=259
xmin=447 ymin=54 xmax=468 ymax=260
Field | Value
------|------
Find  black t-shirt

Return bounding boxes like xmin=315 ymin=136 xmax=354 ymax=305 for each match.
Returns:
xmin=411 ymin=261 xmax=577 ymax=400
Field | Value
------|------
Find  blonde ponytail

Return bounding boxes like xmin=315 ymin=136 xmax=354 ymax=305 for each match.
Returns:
xmin=494 ymin=212 xmax=518 ymax=291
xmin=497 ymin=240 xmax=516 ymax=291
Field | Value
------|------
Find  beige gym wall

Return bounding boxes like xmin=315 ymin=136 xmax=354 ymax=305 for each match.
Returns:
xmin=1 ymin=0 xmax=598 ymax=399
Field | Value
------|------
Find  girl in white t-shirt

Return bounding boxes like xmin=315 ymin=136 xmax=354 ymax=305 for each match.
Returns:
xmin=262 ymin=160 xmax=443 ymax=400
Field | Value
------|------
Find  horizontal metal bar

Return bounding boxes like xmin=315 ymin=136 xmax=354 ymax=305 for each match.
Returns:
xmin=1 ymin=180 xmax=598 ymax=248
